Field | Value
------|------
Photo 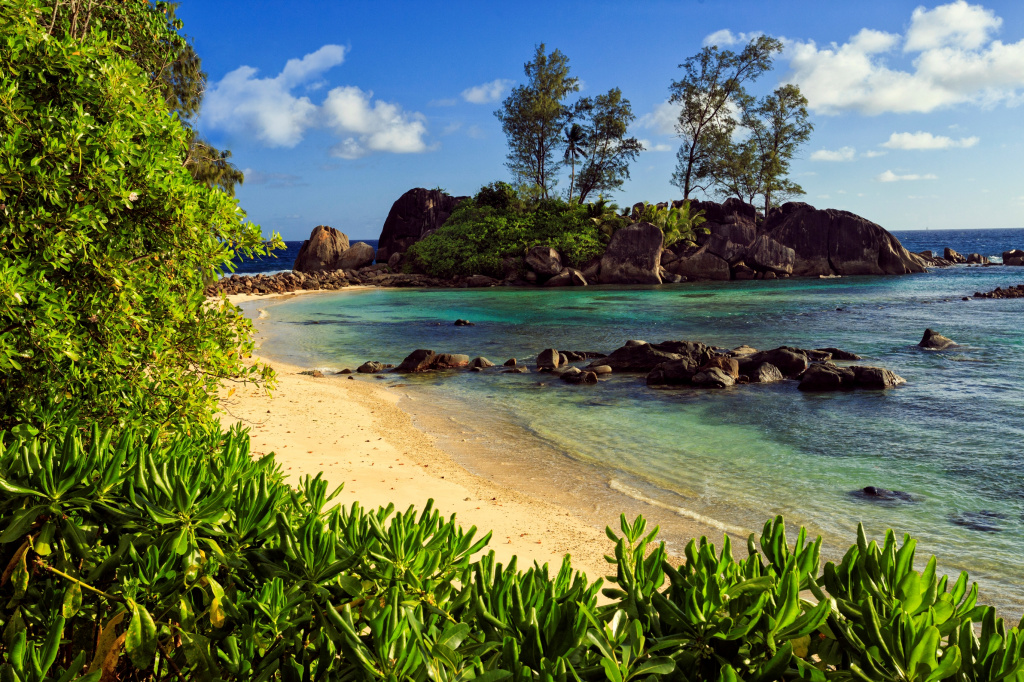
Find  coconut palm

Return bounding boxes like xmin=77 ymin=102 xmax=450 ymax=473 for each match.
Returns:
xmin=563 ymin=123 xmax=588 ymax=203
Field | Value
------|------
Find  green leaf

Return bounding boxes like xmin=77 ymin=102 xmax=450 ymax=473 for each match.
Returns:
xmin=125 ymin=602 xmax=158 ymax=669
xmin=62 ymin=583 xmax=83 ymax=618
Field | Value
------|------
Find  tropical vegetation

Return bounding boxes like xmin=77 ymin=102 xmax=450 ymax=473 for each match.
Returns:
xmin=2 ymin=424 xmax=1021 ymax=681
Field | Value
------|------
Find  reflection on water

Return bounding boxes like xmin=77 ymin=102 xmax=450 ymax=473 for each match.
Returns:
xmin=249 ymin=257 xmax=1024 ymax=618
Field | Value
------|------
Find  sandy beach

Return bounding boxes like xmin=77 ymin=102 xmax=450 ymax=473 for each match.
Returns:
xmin=218 ymin=340 xmax=615 ymax=582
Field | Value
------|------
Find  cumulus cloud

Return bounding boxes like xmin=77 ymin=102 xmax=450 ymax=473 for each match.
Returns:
xmin=461 ymin=79 xmax=514 ymax=104
xmin=703 ymin=29 xmax=762 ymax=47
xmin=882 ymin=131 xmax=980 ymax=149
xmin=785 ymin=1 xmax=1024 ymax=115
xmin=638 ymin=100 xmax=681 ymax=136
xmin=637 ymin=139 xmax=673 ymax=152
xmin=322 ymin=86 xmax=429 ymax=159
xmin=203 ymin=45 xmax=431 ymax=159
xmin=810 ymin=146 xmax=857 ymax=161
xmin=204 ymin=45 xmax=346 ymax=147
xmin=863 ymin=149 xmax=889 ymax=158
xmin=877 ymin=170 xmax=938 ymax=182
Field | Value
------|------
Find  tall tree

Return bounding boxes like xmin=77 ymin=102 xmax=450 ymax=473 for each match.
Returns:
xmin=745 ymin=84 xmax=813 ymax=215
xmin=562 ymin=123 xmax=587 ymax=203
xmin=495 ymin=44 xmax=578 ymax=199
xmin=573 ymin=88 xmax=644 ymax=204
xmin=41 ymin=0 xmax=245 ymax=194
xmin=668 ymin=36 xmax=782 ymax=199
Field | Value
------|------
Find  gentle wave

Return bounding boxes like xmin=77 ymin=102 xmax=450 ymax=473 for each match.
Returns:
xmin=608 ymin=479 xmax=750 ymax=537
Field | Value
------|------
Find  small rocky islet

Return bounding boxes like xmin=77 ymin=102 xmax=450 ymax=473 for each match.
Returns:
xmin=207 ymin=188 xmax=1024 ymax=297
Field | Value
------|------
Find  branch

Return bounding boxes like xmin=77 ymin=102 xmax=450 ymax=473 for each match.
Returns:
xmin=38 ymin=561 xmax=123 ymax=602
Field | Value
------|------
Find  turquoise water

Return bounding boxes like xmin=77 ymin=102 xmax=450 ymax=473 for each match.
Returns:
xmin=251 ymin=258 xmax=1024 ymax=615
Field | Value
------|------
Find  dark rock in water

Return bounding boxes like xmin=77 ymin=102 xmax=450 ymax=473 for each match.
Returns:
xmin=503 ymin=358 xmax=517 ymax=367
xmin=752 ymin=363 xmax=784 ymax=384
xmin=851 ymin=365 xmax=906 ymax=389
xmin=469 ymin=357 xmax=495 ymax=369
xmin=699 ymin=355 xmax=740 ymax=379
xmin=974 ymin=284 xmax=1024 ymax=299
xmin=376 ymin=188 xmax=467 ymax=263
xmin=646 ymin=356 xmax=704 ymax=386
xmin=357 ymin=361 xmax=387 ymax=374
xmin=293 ymin=225 xmax=351 ymax=272
xmin=851 ymin=486 xmax=918 ymax=503
xmin=966 ymin=253 xmax=989 ymax=265
xmin=691 ymin=367 xmax=735 ymax=388
xmin=798 ymin=363 xmax=856 ymax=391
xmin=918 ymin=328 xmax=956 ymax=350
xmin=336 ymin=368 xmax=353 ymax=374
xmin=816 ymin=347 xmax=862 ymax=361
xmin=949 ymin=510 xmax=1006 ymax=532
xmin=599 ymin=222 xmax=664 ymax=284
xmin=737 ymin=348 xmax=809 ymax=378
xmin=536 ymin=348 xmax=562 ymax=370
xmin=502 ymin=367 xmax=530 ymax=374
xmin=470 ymin=367 xmax=483 ymax=372
xmin=563 ymin=369 xmax=598 ymax=385
xmin=944 ymin=247 xmax=967 ymax=264
xmin=601 ymin=340 xmax=714 ymax=373
xmin=395 ymin=349 xmax=468 ymax=372
xmin=454 ymin=319 xmax=475 ymax=326
xmin=525 ymin=246 xmax=563 ymax=279
xmin=1002 ymin=249 xmax=1024 ymax=266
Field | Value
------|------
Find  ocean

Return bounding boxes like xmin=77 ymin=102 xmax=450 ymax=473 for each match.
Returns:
xmin=243 ymin=227 xmax=1024 ymax=617
xmin=230 ymin=239 xmax=379 ymax=275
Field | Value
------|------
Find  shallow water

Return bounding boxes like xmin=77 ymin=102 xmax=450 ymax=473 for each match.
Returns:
xmin=251 ymin=232 xmax=1024 ymax=617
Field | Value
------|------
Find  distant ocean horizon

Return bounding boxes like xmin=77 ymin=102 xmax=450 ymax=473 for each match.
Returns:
xmin=227 ymin=228 xmax=1024 ymax=277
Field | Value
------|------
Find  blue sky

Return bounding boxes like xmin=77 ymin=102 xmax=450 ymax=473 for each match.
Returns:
xmin=180 ymin=1 xmax=1024 ymax=240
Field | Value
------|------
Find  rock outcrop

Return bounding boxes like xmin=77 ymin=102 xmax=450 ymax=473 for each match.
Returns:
xmin=974 ymin=284 xmax=1024 ymax=299
xmin=798 ymin=364 xmax=906 ymax=391
xmin=525 ymin=247 xmax=563 ymax=279
xmin=1003 ymin=249 xmax=1024 ymax=266
xmin=339 ymin=242 xmax=376 ymax=270
xmin=944 ymin=247 xmax=967 ymax=264
xmin=599 ymin=222 xmax=664 ymax=284
xmin=762 ymin=203 xmax=925 ymax=277
xmin=663 ymin=244 xmax=730 ymax=281
xmin=918 ymin=328 xmax=956 ymax=350
xmin=395 ymin=349 xmax=470 ymax=372
xmin=376 ymin=188 xmax=468 ymax=263
xmin=599 ymin=340 xmax=714 ymax=373
xmin=293 ymin=225 xmax=351 ymax=272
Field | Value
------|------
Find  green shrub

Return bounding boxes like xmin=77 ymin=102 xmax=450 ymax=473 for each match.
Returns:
xmin=406 ymin=187 xmax=606 ymax=279
xmin=0 ymin=0 xmax=277 ymax=436
xmin=1 ymin=424 xmax=1021 ymax=681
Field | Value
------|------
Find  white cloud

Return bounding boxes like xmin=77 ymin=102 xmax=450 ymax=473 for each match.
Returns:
xmin=203 ymin=45 xmax=346 ymax=147
xmin=461 ymin=79 xmax=514 ymax=104
xmin=638 ymin=139 xmax=673 ymax=152
xmin=322 ymin=86 xmax=429 ymax=159
xmin=881 ymin=131 xmax=980 ymax=149
xmin=784 ymin=2 xmax=1024 ymax=115
xmin=703 ymin=29 xmax=762 ymax=47
xmin=863 ymin=149 xmax=889 ymax=158
xmin=441 ymin=121 xmax=462 ymax=135
xmin=638 ymin=100 xmax=681 ymax=136
xmin=810 ymin=146 xmax=857 ymax=161
xmin=877 ymin=170 xmax=939 ymax=182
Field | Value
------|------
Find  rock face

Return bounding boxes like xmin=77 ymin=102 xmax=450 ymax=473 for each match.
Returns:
xmin=918 ymin=328 xmax=956 ymax=350
xmin=339 ymin=242 xmax=376 ymax=270
xmin=600 ymin=222 xmax=664 ymax=284
xmin=691 ymin=367 xmax=735 ymax=388
xmin=798 ymin=364 xmax=906 ymax=391
xmin=293 ymin=225 xmax=351 ymax=272
xmin=751 ymin=363 xmax=784 ymax=384
xmin=762 ymin=203 xmax=925 ymax=277
xmin=746 ymin=235 xmax=796 ymax=275
xmin=466 ymin=274 xmax=500 ymax=287
xmin=663 ymin=245 xmax=730 ymax=281
xmin=376 ymin=188 xmax=467 ymax=262
xmin=599 ymin=340 xmax=714 ymax=373
xmin=966 ymin=253 xmax=989 ymax=265
xmin=536 ymin=349 xmax=562 ymax=370
xmin=736 ymin=348 xmax=809 ymax=378
xmin=525 ymin=247 xmax=563 ymax=279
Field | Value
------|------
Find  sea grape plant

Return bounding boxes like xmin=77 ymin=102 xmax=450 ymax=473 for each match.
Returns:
xmin=1 ymin=425 xmax=1023 ymax=681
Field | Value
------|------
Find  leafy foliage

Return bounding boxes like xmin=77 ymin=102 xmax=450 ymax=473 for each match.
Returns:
xmin=628 ymin=202 xmax=708 ymax=248
xmin=1 ymin=425 xmax=1021 ymax=681
xmin=406 ymin=187 xmax=606 ymax=279
xmin=0 ymin=1 xmax=278 ymax=434
xmin=571 ymin=88 xmax=643 ymax=204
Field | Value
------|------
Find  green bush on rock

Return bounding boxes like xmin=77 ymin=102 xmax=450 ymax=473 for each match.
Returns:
xmin=406 ymin=184 xmax=606 ymax=280
xmin=1 ymin=425 xmax=1021 ymax=681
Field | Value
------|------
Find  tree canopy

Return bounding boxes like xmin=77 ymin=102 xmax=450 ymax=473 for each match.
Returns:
xmin=0 ymin=0 xmax=277 ymax=434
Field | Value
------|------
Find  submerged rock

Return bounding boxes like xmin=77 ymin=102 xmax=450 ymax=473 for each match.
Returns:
xmin=454 ymin=319 xmax=475 ymax=326
xmin=469 ymin=357 xmax=495 ymax=369
xmin=357 ymin=361 xmax=389 ymax=374
xmin=918 ymin=328 xmax=956 ymax=350
xmin=949 ymin=510 xmax=1006 ymax=532
xmin=395 ymin=350 xmax=468 ymax=372
xmin=816 ymin=347 xmax=862 ymax=361
xmin=850 ymin=486 xmax=918 ymax=503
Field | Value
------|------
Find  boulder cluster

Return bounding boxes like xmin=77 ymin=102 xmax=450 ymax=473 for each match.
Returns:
xmin=973 ymin=284 xmax=1024 ymax=299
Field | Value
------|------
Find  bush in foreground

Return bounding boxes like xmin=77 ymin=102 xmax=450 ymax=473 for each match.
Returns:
xmin=406 ymin=183 xmax=606 ymax=279
xmin=0 ymin=1 xmax=277 ymax=436
xmin=1 ymin=426 xmax=1021 ymax=681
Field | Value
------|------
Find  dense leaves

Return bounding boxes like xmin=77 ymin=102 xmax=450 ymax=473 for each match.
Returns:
xmin=0 ymin=1 xmax=278 ymax=434
xmin=1 ymin=426 xmax=1022 ymax=681
xmin=406 ymin=186 xmax=606 ymax=279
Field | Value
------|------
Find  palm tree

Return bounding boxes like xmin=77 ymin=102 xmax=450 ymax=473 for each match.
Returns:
xmin=563 ymin=123 xmax=587 ymax=204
